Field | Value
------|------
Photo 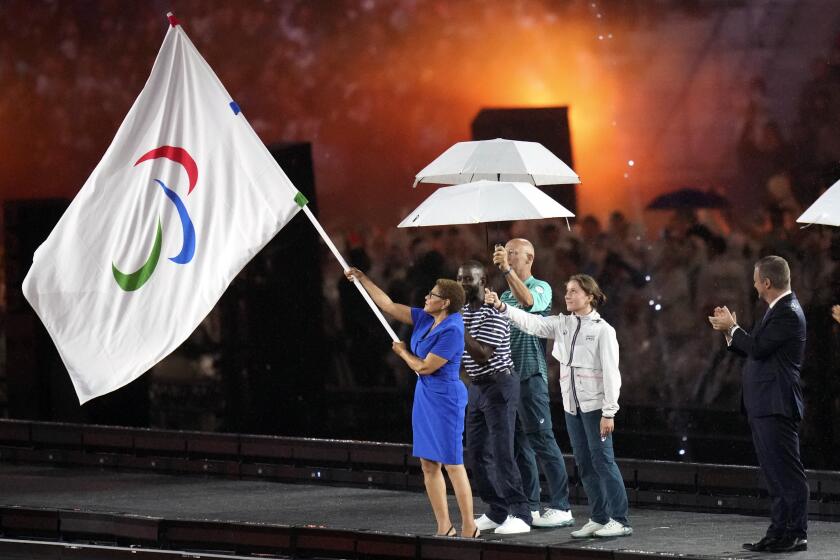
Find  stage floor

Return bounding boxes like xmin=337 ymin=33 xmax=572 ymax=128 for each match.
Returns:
xmin=0 ymin=463 xmax=835 ymax=559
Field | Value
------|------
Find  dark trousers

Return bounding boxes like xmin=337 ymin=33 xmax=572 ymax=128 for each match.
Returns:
xmin=565 ymin=410 xmax=629 ymax=526
xmin=749 ymin=415 xmax=808 ymax=539
xmin=465 ymin=372 xmax=530 ymax=524
xmin=514 ymin=375 xmax=571 ymax=511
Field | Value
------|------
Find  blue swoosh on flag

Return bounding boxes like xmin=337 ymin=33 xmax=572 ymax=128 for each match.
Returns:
xmin=154 ymin=179 xmax=195 ymax=264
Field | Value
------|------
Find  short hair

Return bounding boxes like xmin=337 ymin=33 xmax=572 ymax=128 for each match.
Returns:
xmin=435 ymin=279 xmax=466 ymax=314
xmin=755 ymin=255 xmax=790 ymax=290
xmin=567 ymin=274 xmax=607 ymax=309
xmin=459 ymin=260 xmax=486 ymax=277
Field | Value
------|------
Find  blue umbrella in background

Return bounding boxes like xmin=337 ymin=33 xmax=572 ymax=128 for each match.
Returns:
xmin=646 ymin=188 xmax=729 ymax=210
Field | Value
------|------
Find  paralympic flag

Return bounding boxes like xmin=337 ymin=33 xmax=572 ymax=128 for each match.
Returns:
xmin=22 ymin=15 xmax=304 ymax=403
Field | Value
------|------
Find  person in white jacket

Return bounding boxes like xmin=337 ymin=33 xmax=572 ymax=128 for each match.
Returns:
xmin=485 ymin=273 xmax=632 ymax=538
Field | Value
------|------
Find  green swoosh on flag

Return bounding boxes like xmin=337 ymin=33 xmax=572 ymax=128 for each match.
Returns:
xmin=112 ymin=219 xmax=163 ymax=292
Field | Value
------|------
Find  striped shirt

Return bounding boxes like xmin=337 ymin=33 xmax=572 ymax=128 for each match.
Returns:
xmin=461 ymin=303 xmax=514 ymax=378
xmin=500 ymin=276 xmax=552 ymax=381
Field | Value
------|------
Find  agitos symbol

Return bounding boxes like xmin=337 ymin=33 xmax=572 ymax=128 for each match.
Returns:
xmin=112 ymin=146 xmax=198 ymax=291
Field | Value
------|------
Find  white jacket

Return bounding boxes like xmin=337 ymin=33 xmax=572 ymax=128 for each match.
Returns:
xmin=505 ymin=306 xmax=621 ymax=417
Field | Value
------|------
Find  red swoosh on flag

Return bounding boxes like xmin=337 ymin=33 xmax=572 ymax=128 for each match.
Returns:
xmin=134 ymin=146 xmax=198 ymax=194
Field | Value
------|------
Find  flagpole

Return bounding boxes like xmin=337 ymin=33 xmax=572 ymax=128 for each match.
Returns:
xmin=299 ymin=205 xmax=400 ymax=342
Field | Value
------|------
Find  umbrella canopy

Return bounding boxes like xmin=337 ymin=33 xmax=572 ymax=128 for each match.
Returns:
xmin=797 ymin=179 xmax=840 ymax=226
xmin=413 ymin=138 xmax=580 ymax=187
xmin=646 ymin=188 xmax=729 ymax=210
xmin=398 ymin=180 xmax=574 ymax=228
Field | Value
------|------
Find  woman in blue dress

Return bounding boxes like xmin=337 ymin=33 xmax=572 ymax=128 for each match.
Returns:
xmin=345 ymin=268 xmax=478 ymax=538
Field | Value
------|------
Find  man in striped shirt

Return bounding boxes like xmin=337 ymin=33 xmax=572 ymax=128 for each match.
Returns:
xmin=459 ymin=261 xmax=532 ymax=535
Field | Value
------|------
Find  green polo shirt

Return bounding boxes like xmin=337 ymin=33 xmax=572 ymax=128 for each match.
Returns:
xmin=500 ymin=275 xmax=552 ymax=381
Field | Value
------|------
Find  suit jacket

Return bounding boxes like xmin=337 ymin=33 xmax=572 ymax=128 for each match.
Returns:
xmin=728 ymin=293 xmax=806 ymax=419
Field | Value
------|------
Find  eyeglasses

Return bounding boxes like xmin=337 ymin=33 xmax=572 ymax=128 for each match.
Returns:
xmin=426 ymin=291 xmax=445 ymax=300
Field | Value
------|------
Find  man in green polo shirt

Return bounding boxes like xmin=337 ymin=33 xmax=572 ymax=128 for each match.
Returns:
xmin=492 ymin=238 xmax=573 ymax=528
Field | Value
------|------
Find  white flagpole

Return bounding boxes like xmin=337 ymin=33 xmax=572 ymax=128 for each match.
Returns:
xmin=299 ymin=205 xmax=400 ymax=342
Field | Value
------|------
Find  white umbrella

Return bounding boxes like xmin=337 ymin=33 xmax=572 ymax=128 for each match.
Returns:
xmin=797 ymin=179 xmax=840 ymax=226
xmin=413 ymin=138 xmax=580 ymax=187
xmin=398 ymin=180 xmax=574 ymax=228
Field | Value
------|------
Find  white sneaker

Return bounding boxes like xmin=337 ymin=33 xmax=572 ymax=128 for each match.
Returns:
xmin=531 ymin=510 xmax=540 ymax=523
xmin=570 ymin=519 xmax=604 ymax=538
xmin=475 ymin=514 xmax=501 ymax=531
xmin=593 ymin=519 xmax=633 ymax=537
xmin=494 ymin=515 xmax=531 ymax=535
xmin=532 ymin=508 xmax=574 ymax=528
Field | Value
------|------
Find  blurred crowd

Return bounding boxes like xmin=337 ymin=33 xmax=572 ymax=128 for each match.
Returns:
xmin=326 ymin=207 xmax=838 ymax=406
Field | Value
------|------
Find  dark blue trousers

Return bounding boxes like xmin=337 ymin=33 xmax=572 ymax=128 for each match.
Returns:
xmin=465 ymin=372 xmax=531 ymax=524
xmin=514 ymin=375 xmax=571 ymax=511
xmin=749 ymin=415 xmax=808 ymax=539
xmin=565 ymin=410 xmax=629 ymax=526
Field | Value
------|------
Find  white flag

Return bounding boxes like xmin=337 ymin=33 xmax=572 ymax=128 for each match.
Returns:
xmin=22 ymin=16 xmax=304 ymax=404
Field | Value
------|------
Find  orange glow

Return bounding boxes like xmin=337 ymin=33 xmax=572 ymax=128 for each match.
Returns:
xmin=2 ymin=2 xmax=687 ymax=230
xmin=302 ymin=9 xmax=633 ymax=229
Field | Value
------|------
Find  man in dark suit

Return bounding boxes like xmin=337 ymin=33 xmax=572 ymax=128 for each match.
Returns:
xmin=708 ymin=255 xmax=808 ymax=553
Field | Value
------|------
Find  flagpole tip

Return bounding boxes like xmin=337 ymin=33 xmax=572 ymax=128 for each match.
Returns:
xmin=167 ymin=12 xmax=180 ymax=27
xmin=294 ymin=192 xmax=309 ymax=208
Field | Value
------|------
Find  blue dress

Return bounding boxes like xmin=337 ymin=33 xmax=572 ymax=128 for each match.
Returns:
xmin=409 ymin=307 xmax=467 ymax=465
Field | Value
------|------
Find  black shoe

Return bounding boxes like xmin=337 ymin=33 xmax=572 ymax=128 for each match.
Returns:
xmin=767 ymin=537 xmax=807 ymax=553
xmin=742 ymin=536 xmax=781 ymax=551
xmin=434 ymin=525 xmax=455 ymax=537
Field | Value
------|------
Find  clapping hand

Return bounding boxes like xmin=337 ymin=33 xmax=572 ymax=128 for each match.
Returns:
xmin=708 ymin=306 xmax=736 ymax=331
xmin=832 ymin=305 xmax=840 ymax=325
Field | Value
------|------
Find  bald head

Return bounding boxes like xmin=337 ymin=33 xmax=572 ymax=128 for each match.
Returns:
xmin=507 ymin=238 xmax=535 ymax=257
xmin=505 ymin=238 xmax=535 ymax=277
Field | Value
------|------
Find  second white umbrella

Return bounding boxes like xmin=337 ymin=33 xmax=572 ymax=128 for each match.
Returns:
xmin=413 ymin=138 xmax=580 ymax=187
xmin=398 ymin=180 xmax=574 ymax=228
